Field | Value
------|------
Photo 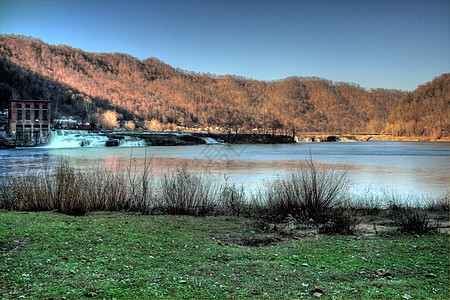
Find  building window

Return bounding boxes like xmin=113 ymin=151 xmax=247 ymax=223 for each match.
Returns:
xmin=42 ymin=110 xmax=48 ymax=121
xmin=34 ymin=109 xmax=40 ymax=121
xmin=25 ymin=104 xmax=30 ymax=109
xmin=17 ymin=109 xmax=22 ymax=120
xmin=42 ymin=104 xmax=48 ymax=109
xmin=26 ymin=109 xmax=31 ymax=120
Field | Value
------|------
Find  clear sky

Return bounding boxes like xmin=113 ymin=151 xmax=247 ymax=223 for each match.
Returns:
xmin=1 ymin=0 xmax=449 ymax=91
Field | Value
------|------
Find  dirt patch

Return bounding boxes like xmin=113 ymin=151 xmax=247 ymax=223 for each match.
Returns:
xmin=215 ymin=213 xmax=449 ymax=248
xmin=0 ymin=238 xmax=29 ymax=253
xmin=238 ymin=234 xmax=284 ymax=247
xmin=267 ymin=214 xmax=449 ymax=241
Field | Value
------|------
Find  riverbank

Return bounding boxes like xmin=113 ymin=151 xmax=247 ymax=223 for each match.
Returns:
xmin=2 ymin=159 xmax=448 ymax=298
xmin=0 ymin=137 xmax=15 ymax=149
xmin=1 ymin=211 xmax=448 ymax=299
xmin=369 ymin=135 xmax=450 ymax=142
xmin=195 ymin=133 xmax=295 ymax=144
xmin=3 ymin=130 xmax=449 ymax=149
xmin=116 ymin=132 xmax=450 ymax=144
xmin=295 ymin=134 xmax=450 ymax=143
xmin=127 ymin=132 xmax=296 ymax=145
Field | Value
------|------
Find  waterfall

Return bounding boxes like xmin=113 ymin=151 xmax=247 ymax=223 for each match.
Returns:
xmin=42 ymin=130 xmax=147 ymax=148
xmin=202 ymin=137 xmax=223 ymax=144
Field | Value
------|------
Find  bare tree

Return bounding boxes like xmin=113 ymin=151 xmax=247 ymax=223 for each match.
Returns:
xmin=83 ymin=100 xmax=96 ymax=124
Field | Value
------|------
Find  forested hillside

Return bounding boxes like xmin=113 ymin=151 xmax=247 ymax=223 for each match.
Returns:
xmin=387 ymin=73 xmax=450 ymax=137
xmin=0 ymin=34 xmax=448 ymax=137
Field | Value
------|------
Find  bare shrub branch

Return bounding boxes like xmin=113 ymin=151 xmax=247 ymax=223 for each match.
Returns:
xmin=261 ymin=158 xmax=350 ymax=223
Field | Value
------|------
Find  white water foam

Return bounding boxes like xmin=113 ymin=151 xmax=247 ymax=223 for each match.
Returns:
xmin=41 ymin=130 xmax=147 ymax=148
xmin=201 ymin=137 xmax=224 ymax=144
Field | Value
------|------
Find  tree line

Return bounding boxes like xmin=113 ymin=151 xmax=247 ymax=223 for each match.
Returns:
xmin=0 ymin=34 xmax=448 ymax=138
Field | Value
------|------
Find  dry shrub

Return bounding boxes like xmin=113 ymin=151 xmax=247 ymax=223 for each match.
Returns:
xmin=1 ymin=161 xmax=134 ymax=216
xmin=345 ymin=188 xmax=384 ymax=217
xmin=424 ymin=192 xmax=449 ymax=217
xmin=0 ymin=165 xmax=55 ymax=212
xmin=54 ymin=162 xmax=89 ymax=216
xmin=216 ymin=180 xmax=248 ymax=216
xmin=125 ymin=154 xmax=156 ymax=214
xmin=88 ymin=169 xmax=127 ymax=212
xmin=391 ymin=207 xmax=436 ymax=234
xmin=261 ymin=159 xmax=349 ymax=223
xmin=8 ymin=171 xmax=54 ymax=211
xmin=387 ymin=195 xmax=438 ymax=234
xmin=53 ymin=162 xmax=130 ymax=215
xmin=0 ymin=176 xmax=11 ymax=209
xmin=159 ymin=168 xmax=219 ymax=216
xmin=319 ymin=206 xmax=361 ymax=235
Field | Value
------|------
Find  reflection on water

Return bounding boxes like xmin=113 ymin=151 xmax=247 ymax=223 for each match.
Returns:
xmin=1 ymin=141 xmax=449 ymax=197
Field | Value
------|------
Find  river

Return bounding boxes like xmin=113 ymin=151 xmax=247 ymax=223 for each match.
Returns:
xmin=0 ymin=135 xmax=449 ymax=199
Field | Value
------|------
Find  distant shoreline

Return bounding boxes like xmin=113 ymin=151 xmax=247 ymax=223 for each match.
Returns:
xmin=2 ymin=130 xmax=449 ymax=149
xmin=294 ymin=133 xmax=450 ymax=143
xmin=368 ymin=135 xmax=450 ymax=142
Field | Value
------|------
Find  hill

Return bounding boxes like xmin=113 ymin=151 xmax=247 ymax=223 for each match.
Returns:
xmin=387 ymin=73 xmax=450 ymax=138
xmin=0 ymin=34 xmax=448 ymax=137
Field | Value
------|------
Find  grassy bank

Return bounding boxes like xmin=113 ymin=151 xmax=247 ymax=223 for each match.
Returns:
xmin=1 ymin=159 xmax=448 ymax=298
xmin=1 ymin=211 xmax=449 ymax=299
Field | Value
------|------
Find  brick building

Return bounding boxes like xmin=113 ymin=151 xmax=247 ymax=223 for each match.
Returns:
xmin=9 ymin=99 xmax=51 ymax=145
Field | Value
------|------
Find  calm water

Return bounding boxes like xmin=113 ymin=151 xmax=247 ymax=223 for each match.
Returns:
xmin=1 ymin=140 xmax=449 ymax=198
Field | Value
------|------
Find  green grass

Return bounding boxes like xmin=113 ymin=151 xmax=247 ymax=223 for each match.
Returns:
xmin=1 ymin=211 xmax=449 ymax=299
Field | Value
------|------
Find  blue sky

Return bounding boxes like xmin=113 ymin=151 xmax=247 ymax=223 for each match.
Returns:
xmin=1 ymin=0 xmax=449 ymax=91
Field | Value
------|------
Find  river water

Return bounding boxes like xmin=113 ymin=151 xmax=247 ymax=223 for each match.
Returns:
xmin=0 ymin=137 xmax=449 ymax=199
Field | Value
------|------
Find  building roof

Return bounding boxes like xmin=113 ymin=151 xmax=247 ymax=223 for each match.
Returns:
xmin=9 ymin=99 xmax=51 ymax=103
